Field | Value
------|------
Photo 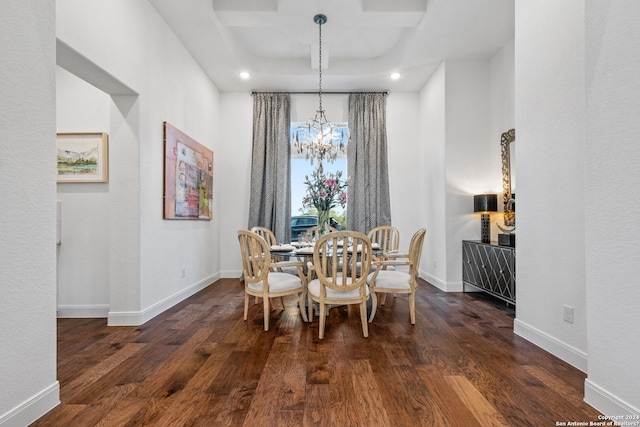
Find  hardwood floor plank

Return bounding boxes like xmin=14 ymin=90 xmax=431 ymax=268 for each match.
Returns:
xmin=242 ymin=338 xmax=308 ymax=425
xmin=28 ymin=403 xmax=86 ymax=426
xmin=373 ymin=364 xmax=450 ymax=426
xmin=415 ymin=366 xmax=483 ymax=427
xmin=30 ymin=278 xmax=603 ymax=426
xmin=445 ymin=374 xmax=510 ymax=426
xmin=128 ymin=326 xmax=215 ymax=398
xmin=523 ymin=365 xmax=601 ymax=421
xmin=61 ymin=342 xmax=147 ymax=403
xmin=303 ymin=384 xmax=331 ymax=427
xmin=342 ymin=359 xmax=392 ymax=426
xmin=64 ymin=383 xmax=137 ymax=426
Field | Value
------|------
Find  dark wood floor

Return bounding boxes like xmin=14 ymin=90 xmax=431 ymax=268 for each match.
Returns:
xmin=32 ymin=278 xmax=601 ymax=426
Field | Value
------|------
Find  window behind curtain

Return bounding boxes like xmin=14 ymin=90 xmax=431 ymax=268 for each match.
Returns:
xmin=290 ymin=122 xmax=349 ymax=229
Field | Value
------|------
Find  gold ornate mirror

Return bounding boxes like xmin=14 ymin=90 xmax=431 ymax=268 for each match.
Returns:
xmin=500 ymin=128 xmax=515 ymax=228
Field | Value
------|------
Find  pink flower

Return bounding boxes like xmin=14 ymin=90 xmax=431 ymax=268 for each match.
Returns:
xmin=302 ymin=167 xmax=348 ymax=211
xmin=338 ymin=191 xmax=347 ymax=205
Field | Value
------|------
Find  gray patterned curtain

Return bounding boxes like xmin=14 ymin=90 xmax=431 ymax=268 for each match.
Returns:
xmin=346 ymin=92 xmax=391 ymax=233
xmin=248 ymin=93 xmax=291 ymax=243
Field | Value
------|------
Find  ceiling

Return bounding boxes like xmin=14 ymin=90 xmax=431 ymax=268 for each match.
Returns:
xmin=149 ymin=0 xmax=514 ymax=92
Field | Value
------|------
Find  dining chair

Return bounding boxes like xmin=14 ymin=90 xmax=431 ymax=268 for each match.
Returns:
xmin=250 ymin=225 xmax=297 ymax=272
xmin=304 ymin=224 xmax=337 ymax=242
xmin=366 ymin=225 xmax=401 ymax=301
xmin=307 ymin=230 xmax=373 ymax=339
xmin=368 ymin=225 xmax=401 ymax=260
xmin=237 ymin=230 xmax=307 ymax=331
xmin=249 ymin=226 xmax=296 ymax=308
xmin=250 ymin=226 xmax=277 ymax=246
xmin=367 ymin=228 xmax=426 ymax=324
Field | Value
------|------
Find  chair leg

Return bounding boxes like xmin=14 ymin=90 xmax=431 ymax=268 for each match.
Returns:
xmin=307 ymin=295 xmax=313 ymax=323
xmin=280 ymin=296 xmax=285 ymax=309
xmin=380 ymin=293 xmax=387 ymax=305
xmin=368 ymin=292 xmax=378 ymax=323
xmin=244 ymin=293 xmax=249 ymax=321
xmin=319 ymin=302 xmax=326 ymax=339
xmin=409 ymin=292 xmax=416 ymax=325
xmin=299 ymin=292 xmax=308 ymax=322
xmin=263 ymin=297 xmax=270 ymax=331
xmin=360 ymin=301 xmax=369 ymax=337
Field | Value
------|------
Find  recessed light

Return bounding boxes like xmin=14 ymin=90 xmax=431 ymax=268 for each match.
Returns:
xmin=390 ymin=72 xmax=401 ymax=80
xmin=239 ymin=71 xmax=250 ymax=80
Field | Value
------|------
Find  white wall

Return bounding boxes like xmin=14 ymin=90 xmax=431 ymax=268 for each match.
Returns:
xmin=0 ymin=1 xmax=59 ymax=425
xmin=217 ymin=92 xmax=253 ymax=277
xmin=514 ymin=0 xmax=640 ymax=416
xmin=56 ymin=67 xmax=111 ymax=317
xmin=490 ymin=39 xmax=516 ymax=196
xmin=56 ymin=0 xmax=221 ymax=325
xmin=445 ymin=60 xmax=494 ymax=286
xmin=419 ymin=63 xmax=448 ymax=289
xmin=583 ymin=1 xmax=640 ymax=415
xmin=513 ymin=0 xmax=588 ymax=371
xmin=386 ymin=92 xmax=423 ymax=249
xmin=419 ymin=58 xmax=503 ymax=291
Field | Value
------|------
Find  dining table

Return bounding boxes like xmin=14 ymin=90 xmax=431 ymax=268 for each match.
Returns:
xmin=269 ymin=241 xmax=382 ymax=318
xmin=269 ymin=242 xmax=382 ymax=270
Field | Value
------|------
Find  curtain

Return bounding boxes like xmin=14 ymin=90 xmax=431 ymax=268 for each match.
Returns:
xmin=248 ymin=93 xmax=291 ymax=243
xmin=346 ymin=92 xmax=391 ymax=233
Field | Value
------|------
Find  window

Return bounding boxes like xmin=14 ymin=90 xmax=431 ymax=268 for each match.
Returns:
xmin=290 ymin=122 xmax=349 ymax=228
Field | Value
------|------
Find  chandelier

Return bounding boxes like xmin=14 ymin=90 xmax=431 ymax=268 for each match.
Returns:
xmin=294 ymin=14 xmax=345 ymax=166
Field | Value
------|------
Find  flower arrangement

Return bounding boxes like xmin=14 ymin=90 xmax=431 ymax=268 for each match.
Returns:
xmin=302 ymin=167 xmax=348 ymax=212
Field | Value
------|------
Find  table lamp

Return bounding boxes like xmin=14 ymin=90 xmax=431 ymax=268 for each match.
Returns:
xmin=474 ymin=194 xmax=498 ymax=243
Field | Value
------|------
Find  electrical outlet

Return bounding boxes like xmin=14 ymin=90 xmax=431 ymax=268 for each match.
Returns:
xmin=181 ymin=267 xmax=186 ymax=278
xmin=563 ymin=305 xmax=574 ymax=324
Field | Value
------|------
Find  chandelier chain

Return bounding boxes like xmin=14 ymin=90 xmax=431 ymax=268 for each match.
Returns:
xmin=318 ymin=18 xmax=322 ymax=113
xmin=292 ymin=14 xmax=345 ymax=166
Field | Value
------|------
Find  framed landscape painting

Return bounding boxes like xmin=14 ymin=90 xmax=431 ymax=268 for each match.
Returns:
xmin=163 ymin=122 xmax=214 ymax=220
xmin=57 ymin=133 xmax=109 ymax=183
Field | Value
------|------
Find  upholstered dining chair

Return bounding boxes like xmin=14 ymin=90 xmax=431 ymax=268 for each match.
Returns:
xmin=368 ymin=225 xmax=401 ymax=258
xmin=237 ymin=230 xmax=307 ymax=331
xmin=366 ymin=225 xmax=401 ymax=279
xmin=307 ymin=231 xmax=373 ymax=339
xmin=304 ymin=225 xmax=337 ymax=242
xmin=250 ymin=225 xmax=298 ymax=270
xmin=250 ymin=226 xmax=277 ymax=246
xmin=249 ymin=225 xmax=297 ymax=308
xmin=367 ymin=228 xmax=426 ymax=324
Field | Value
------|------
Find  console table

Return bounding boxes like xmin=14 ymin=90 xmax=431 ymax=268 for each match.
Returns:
xmin=462 ymin=240 xmax=515 ymax=305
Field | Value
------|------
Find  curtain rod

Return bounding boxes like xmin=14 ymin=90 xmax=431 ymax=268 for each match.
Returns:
xmin=251 ymin=91 xmax=388 ymax=95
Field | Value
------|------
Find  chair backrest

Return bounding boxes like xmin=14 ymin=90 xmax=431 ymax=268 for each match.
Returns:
xmin=250 ymin=226 xmax=277 ymax=246
xmin=408 ymin=228 xmax=427 ymax=277
xmin=368 ymin=225 xmax=400 ymax=253
xmin=305 ymin=225 xmax=337 ymax=242
xmin=312 ymin=231 xmax=372 ymax=294
xmin=238 ymin=230 xmax=271 ymax=285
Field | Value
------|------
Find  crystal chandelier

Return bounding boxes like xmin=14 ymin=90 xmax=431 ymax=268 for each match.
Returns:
xmin=294 ymin=14 xmax=345 ymax=166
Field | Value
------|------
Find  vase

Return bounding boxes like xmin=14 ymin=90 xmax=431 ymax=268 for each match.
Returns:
xmin=317 ymin=209 xmax=331 ymax=237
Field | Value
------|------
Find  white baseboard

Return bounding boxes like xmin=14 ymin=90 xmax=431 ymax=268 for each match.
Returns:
xmin=219 ymin=269 xmax=243 ymax=279
xmin=584 ymin=379 xmax=640 ymax=419
xmin=57 ymin=304 xmax=109 ymax=318
xmin=513 ymin=318 xmax=588 ymax=372
xmin=420 ymin=270 xmax=465 ymax=293
xmin=0 ymin=381 xmax=59 ymax=427
xmin=107 ymin=273 xmax=219 ymax=326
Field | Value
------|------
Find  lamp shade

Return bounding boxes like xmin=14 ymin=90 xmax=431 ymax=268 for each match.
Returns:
xmin=474 ymin=194 xmax=498 ymax=212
